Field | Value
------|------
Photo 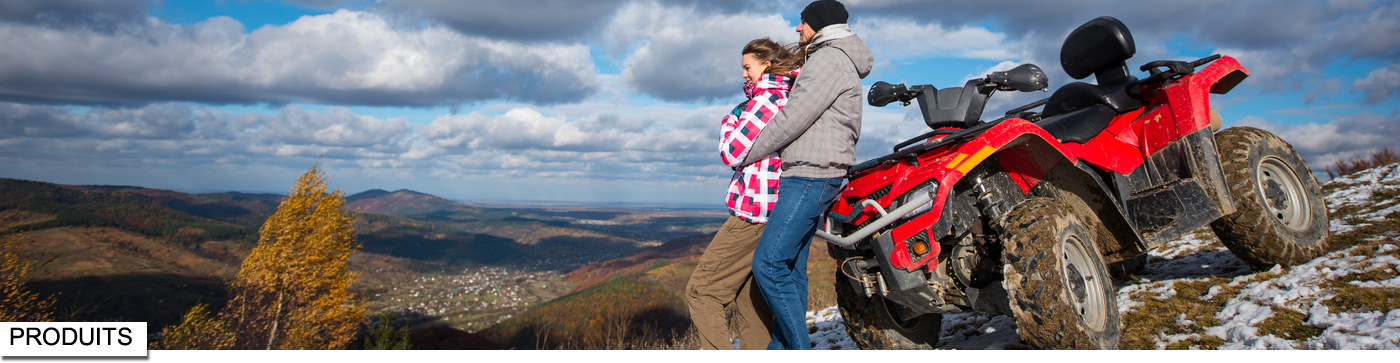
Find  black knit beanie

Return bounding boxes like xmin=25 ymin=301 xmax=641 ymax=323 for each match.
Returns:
xmin=801 ymin=0 xmax=848 ymax=32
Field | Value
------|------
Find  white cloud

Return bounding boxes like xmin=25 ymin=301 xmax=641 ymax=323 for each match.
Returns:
xmin=0 ymin=102 xmax=415 ymax=160
xmin=237 ymin=106 xmax=414 ymax=148
xmin=420 ymin=109 xmax=566 ymax=150
xmin=605 ymin=2 xmax=797 ymax=101
xmin=1353 ymin=64 xmax=1400 ymax=104
xmin=853 ymin=18 xmax=1013 ymax=61
xmin=419 ymin=106 xmax=714 ymax=157
xmin=0 ymin=95 xmax=736 ymax=186
xmin=0 ymin=10 xmax=599 ymax=106
xmin=372 ymin=0 xmax=628 ymax=42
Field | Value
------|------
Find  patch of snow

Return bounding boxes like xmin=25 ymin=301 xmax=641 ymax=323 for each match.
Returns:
xmin=1331 ymin=219 xmax=1361 ymax=235
xmin=807 ymin=307 xmax=858 ymax=350
xmin=1326 ymin=163 xmax=1400 ymax=229
xmin=1179 ymin=241 xmax=1400 ymax=349
xmin=936 ymin=313 xmax=1020 ymax=349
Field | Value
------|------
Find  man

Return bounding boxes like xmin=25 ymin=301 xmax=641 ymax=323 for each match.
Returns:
xmin=739 ymin=0 xmax=872 ymax=350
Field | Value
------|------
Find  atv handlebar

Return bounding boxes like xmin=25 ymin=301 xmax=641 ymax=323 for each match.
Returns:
xmin=868 ymin=64 xmax=1046 ymax=109
xmin=868 ymin=81 xmax=925 ymax=107
xmin=987 ymin=64 xmax=1049 ymax=92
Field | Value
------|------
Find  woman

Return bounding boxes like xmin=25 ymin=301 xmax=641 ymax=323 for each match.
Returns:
xmin=685 ymin=38 xmax=800 ymax=350
xmin=738 ymin=0 xmax=872 ymax=350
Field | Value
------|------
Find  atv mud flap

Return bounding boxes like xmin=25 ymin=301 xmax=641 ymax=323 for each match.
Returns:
xmin=1124 ymin=128 xmax=1235 ymax=248
xmin=1126 ymin=180 xmax=1222 ymax=245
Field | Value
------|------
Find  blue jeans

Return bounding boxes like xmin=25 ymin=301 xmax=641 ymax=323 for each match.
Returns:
xmin=753 ymin=176 xmax=843 ymax=350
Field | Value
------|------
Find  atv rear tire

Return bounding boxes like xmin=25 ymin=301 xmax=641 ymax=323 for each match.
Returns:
xmin=834 ymin=271 xmax=942 ymax=349
xmin=1000 ymin=197 xmax=1121 ymax=349
xmin=1210 ymin=127 xmax=1330 ymax=271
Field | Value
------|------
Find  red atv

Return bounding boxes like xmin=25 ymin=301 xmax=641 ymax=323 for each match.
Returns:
xmin=819 ymin=16 xmax=1330 ymax=349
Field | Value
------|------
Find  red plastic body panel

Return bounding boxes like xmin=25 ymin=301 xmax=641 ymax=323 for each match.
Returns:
xmin=840 ymin=120 xmax=1074 ymax=270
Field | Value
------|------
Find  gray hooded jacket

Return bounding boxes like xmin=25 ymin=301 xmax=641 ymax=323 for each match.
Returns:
xmin=739 ymin=25 xmax=873 ymax=179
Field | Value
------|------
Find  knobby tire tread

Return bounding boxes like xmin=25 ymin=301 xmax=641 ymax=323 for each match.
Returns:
xmin=834 ymin=271 xmax=941 ymax=349
xmin=1000 ymin=197 xmax=1121 ymax=349
xmin=1209 ymin=127 xmax=1330 ymax=271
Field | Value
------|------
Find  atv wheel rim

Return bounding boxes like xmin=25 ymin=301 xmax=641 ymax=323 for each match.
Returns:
xmin=1062 ymin=235 xmax=1107 ymax=332
xmin=1257 ymin=156 xmax=1311 ymax=230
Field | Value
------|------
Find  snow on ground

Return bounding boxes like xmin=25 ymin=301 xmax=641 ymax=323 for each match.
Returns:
xmin=804 ymin=163 xmax=1400 ymax=350
xmin=1325 ymin=163 xmax=1400 ymax=234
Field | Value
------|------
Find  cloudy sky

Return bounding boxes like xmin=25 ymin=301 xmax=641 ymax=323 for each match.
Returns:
xmin=1 ymin=0 xmax=1396 ymax=206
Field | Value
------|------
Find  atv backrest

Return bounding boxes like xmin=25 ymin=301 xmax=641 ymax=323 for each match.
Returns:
xmin=1039 ymin=16 xmax=1142 ymax=141
xmin=1060 ymin=16 xmax=1135 ymax=89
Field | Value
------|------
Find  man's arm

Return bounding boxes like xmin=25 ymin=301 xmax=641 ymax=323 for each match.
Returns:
xmin=739 ymin=51 xmax=845 ymax=166
xmin=718 ymin=99 xmax=764 ymax=167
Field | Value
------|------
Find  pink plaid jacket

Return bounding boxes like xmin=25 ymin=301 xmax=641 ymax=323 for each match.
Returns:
xmin=720 ymin=70 xmax=797 ymax=224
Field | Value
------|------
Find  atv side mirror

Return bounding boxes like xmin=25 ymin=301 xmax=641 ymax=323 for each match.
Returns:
xmin=868 ymin=81 xmax=909 ymax=107
xmin=988 ymin=64 xmax=1049 ymax=92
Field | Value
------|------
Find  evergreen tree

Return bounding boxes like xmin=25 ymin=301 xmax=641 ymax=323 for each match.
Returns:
xmin=0 ymin=233 xmax=54 ymax=322
xmin=362 ymin=312 xmax=412 ymax=350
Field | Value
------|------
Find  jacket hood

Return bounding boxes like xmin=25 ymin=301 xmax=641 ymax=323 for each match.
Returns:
xmin=812 ymin=26 xmax=872 ymax=79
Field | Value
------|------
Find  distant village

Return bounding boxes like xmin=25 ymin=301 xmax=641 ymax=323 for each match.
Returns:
xmin=362 ymin=251 xmax=635 ymax=331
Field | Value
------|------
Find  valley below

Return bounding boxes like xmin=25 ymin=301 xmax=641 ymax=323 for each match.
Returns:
xmin=0 ymin=180 xmax=728 ymax=336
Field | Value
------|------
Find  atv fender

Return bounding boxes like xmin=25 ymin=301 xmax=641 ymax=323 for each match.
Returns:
xmin=969 ymin=133 xmax=1148 ymax=264
xmin=872 ymin=119 xmax=1146 ymax=271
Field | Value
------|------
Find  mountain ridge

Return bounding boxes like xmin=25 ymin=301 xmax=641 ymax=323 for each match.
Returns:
xmin=345 ymin=188 xmax=481 ymax=217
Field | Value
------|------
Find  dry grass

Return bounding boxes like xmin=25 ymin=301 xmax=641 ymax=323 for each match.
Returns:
xmin=1255 ymin=308 xmax=1322 ymax=341
xmin=1328 ymin=213 xmax=1400 ymax=254
xmin=1120 ymin=278 xmax=1233 ymax=349
xmin=1323 ymin=231 xmax=1400 ymax=315
xmin=807 ymin=240 xmax=838 ymax=311
xmin=1322 ymin=284 xmax=1400 ymax=314
xmin=0 ymin=210 xmax=55 ymax=231
xmin=1120 ymin=267 xmax=1286 ymax=350
xmin=525 ymin=314 xmax=701 ymax=350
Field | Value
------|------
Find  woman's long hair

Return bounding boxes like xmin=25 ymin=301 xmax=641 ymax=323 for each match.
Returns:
xmin=743 ymin=38 xmax=803 ymax=76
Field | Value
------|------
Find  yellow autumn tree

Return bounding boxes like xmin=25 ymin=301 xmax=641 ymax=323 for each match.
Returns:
xmin=220 ymin=163 xmax=364 ymax=349
xmin=0 ymin=233 xmax=54 ymax=322
xmin=152 ymin=303 xmax=234 ymax=350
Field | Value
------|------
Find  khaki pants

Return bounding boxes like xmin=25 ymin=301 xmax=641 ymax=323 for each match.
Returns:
xmin=686 ymin=216 xmax=773 ymax=350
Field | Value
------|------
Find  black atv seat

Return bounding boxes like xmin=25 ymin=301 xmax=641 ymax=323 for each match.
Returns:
xmin=1037 ymin=104 xmax=1116 ymax=143
xmin=1038 ymin=16 xmax=1143 ymax=144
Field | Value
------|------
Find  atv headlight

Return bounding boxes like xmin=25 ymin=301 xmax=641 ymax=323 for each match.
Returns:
xmin=897 ymin=181 xmax=938 ymax=219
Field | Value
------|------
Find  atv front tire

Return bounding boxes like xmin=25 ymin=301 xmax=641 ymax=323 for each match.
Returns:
xmin=1000 ymin=197 xmax=1121 ymax=349
xmin=834 ymin=271 xmax=941 ymax=349
xmin=1210 ymin=127 xmax=1330 ymax=271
